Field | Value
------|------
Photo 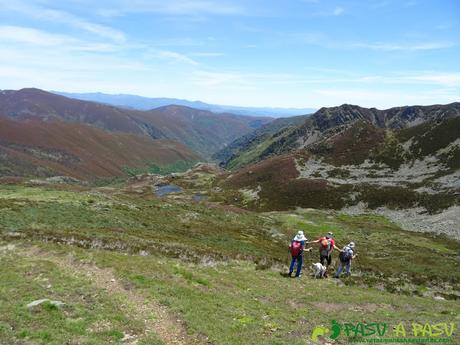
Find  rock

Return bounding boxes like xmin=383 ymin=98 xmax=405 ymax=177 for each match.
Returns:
xmin=29 ymin=176 xmax=81 ymax=185
xmin=27 ymin=299 xmax=65 ymax=308
xmin=434 ymin=296 xmax=446 ymax=301
xmin=122 ymin=333 xmax=137 ymax=344
xmin=5 ymin=232 xmax=23 ymax=238
xmin=0 ymin=244 xmax=17 ymax=251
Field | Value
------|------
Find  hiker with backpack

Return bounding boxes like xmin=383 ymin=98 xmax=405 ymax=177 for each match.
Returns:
xmin=335 ymin=242 xmax=357 ymax=278
xmin=288 ymin=230 xmax=312 ymax=278
xmin=308 ymin=232 xmax=341 ymax=277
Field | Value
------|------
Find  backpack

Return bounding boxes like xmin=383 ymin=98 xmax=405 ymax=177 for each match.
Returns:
xmin=320 ymin=238 xmax=331 ymax=256
xmin=291 ymin=241 xmax=302 ymax=256
xmin=339 ymin=246 xmax=353 ymax=262
xmin=321 ymin=238 xmax=331 ymax=249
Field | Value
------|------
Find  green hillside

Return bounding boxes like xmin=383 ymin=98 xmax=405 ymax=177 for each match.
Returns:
xmin=217 ymin=103 xmax=460 ymax=171
xmin=213 ymin=114 xmax=310 ymax=169
xmin=0 ymin=172 xmax=458 ymax=344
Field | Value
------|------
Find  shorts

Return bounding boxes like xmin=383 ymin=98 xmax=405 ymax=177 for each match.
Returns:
xmin=320 ymin=254 xmax=332 ymax=266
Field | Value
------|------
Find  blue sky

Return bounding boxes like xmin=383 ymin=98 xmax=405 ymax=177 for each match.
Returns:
xmin=0 ymin=0 xmax=459 ymax=108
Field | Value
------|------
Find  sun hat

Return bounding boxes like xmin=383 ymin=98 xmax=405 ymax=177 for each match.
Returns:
xmin=294 ymin=230 xmax=307 ymax=241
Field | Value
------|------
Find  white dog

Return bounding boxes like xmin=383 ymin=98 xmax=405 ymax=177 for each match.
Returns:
xmin=311 ymin=263 xmax=327 ymax=278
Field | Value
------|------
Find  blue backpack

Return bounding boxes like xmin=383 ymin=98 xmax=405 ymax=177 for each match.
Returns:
xmin=339 ymin=246 xmax=353 ymax=261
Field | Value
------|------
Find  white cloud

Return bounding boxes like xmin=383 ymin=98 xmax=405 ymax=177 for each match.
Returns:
xmin=0 ymin=0 xmax=126 ymax=43
xmin=351 ymin=41 xmax=456 ymax=51
xmin=333 ymin=7 xmax=345 ymax=16
xmin=313 ymin=6 xmax=345 ymax=17
xmin=72 ymin=21 xmax=125 ymax=43
xmin=370 ymin=1 xmax=391 ymax=9
xmin=282 ymin=31 xmax=456 ymax=52
xmin=190 ymin=52 xmax=224 ymax=57
xmin=0 ymin=26 xmax=74 ymax=46
xmin=192 ymin=70 xmax=245 ymax=86
xmin=406 ymin=73 xmax=460 ymax=86
xmin=311 ymin=87 xmax=459 ymax=108
xmin=156 ymin=50 xmax=200 ymax=66
xmin=404 ymin=1 xmax=417 ymax=7
xmin=0 ymin=25 xmax=119 ymax=53
xmin=94 ymin=0 xmax=245 ymax=17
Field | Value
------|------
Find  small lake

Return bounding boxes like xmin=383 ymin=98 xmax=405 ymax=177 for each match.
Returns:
xmin=155 ymin=184 xmax=183 ymax=197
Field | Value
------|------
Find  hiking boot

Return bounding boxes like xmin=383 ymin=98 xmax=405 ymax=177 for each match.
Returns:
xmin=295 ymin=274 xmax=302 ymax=278
xmin=288 ymin=272 xmax=292 ymax=277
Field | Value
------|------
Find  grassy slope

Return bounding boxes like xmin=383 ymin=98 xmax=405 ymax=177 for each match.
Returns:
xmin=214 ymin=115 xmax=309 ymax=169
xmin=148 ymin=105 xmax=272 ymax=159
xmin=0 ymin=181 xmax=459 ymax=344
xmin=0 ymin=118 xmax=199 ymax=179
xmin=0 ymin=247 xmax=163 ymax=345
xmin=222 ymin=117 xmax=460 ymax=213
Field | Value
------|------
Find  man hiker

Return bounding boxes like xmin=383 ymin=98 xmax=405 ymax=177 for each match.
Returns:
xmin=335 ymin=242 xmax=357 ymax=278
xmin=308 ymin=232 xmax=340 ymax=277
xmin=288 ymin=230 xmax=311 ymax=278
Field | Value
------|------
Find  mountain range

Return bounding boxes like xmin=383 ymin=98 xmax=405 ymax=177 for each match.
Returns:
xmin=1 ymin=87 xmax=459 ymax=238
xmin=215 ymin=102 xmax=460 ymax=237
xmin=0 ymin=88 xmax=272 ymax=178
xmin=54 ymin=91 xmax=317 ymax=117
xmin=218 ymin=102 xmax=460 ymax=169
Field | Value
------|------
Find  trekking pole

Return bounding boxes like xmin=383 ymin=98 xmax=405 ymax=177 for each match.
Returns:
xmin=286 ymin=246 xmax=291 ymax=276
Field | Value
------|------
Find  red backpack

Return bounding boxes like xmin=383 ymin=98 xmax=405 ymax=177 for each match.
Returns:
xmin=291 ymin=241 xmax=302 ymax=256
xmin=321 ymin=238 xmax=331 ymax=249
xmin=320 ymin=238 xmax=331 ymax=256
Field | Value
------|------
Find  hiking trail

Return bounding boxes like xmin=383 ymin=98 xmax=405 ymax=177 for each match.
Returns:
xmin=24 ymin=247 xmax=209 ymax=345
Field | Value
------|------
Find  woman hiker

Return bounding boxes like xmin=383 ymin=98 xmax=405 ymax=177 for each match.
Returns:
xmin=288 ymin=230 xmax=312 ymax=278
xmin=335 ymin=242 xmax=358 ymax=278
xmin=308 ymin=232 xmax=341 ymax=277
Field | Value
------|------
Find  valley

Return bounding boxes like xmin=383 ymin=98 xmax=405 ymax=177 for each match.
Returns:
xmin=2 ymin=2 xmax=459 ymax=344
xmin=0 ymin=89 xmax=458 ymax=344
xmin=0 ymin=166 xmax=459 ymax=344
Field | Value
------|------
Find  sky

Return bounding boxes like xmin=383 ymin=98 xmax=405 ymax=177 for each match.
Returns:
xmin=0 ymin=0 xmax=459 ymax=109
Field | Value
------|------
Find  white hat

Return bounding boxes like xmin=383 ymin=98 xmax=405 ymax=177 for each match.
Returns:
xmin=348 ymin=242 xmax=355 ymax=248
xmin=294 ymin=230 xmax=307 ymax=241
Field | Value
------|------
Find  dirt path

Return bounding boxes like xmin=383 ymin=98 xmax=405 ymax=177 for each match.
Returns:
xmin=25 ymin=247 xmax=209 ymax=345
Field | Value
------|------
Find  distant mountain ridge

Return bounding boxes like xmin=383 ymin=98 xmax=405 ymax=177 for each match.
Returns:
xmin=0 ymin=88 xmax=274 ymax=178
xmin=53 ymin=91 xmax=317 ymax=117
xmin=0 ymin=88 xmax=272 ymax=159
xmin=218 ymin=102 xmax=460 ymax=168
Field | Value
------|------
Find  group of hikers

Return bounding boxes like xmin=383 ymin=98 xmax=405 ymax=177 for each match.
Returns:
xmin=288 ymin=230 xmax=357 ymax=278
